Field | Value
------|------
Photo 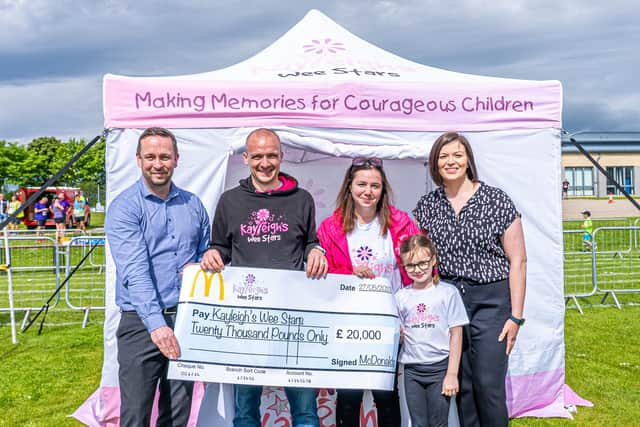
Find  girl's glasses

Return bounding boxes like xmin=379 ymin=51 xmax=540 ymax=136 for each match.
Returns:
xmin=403 ymin=257 xmax=433 ymax=272
xmin=352 ymin=157 xmax=383 ymax=167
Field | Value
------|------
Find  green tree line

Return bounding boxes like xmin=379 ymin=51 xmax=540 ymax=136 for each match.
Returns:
xmin=0 ymin=137 xmax=105 ymax=204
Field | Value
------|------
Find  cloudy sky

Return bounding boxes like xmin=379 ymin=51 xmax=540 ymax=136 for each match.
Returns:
xmin=1 ymin=0 xmax=638 ymax=142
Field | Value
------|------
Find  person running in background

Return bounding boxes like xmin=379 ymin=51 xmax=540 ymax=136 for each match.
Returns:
xmin=84 ymin=198 xmax=91 ymax=228
xmin=562 ymin=178 xmax=569 ymax=199
xmin=7 ymin=195 xmax=24 ymax=231
xmin=581 ymin=210 xmax=594 ymax=251
xmin=34 ymin=196 xmax=49 ymax=236
xmin=74 ymin=192 xmax=88 ymax=233
xmin=396 ymin=234 xmax=468 ymax=427
xmin=51 ymin=193 xmax=68 ymax=242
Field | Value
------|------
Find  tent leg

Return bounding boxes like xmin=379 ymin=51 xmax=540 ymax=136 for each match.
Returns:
xmin=82 ymin=308 xmax=91 ymax=328
xmin=610 ymin=292 xmax=621 ymax=310
xmin=20 ymin=309 xmax=32 ymax=331
xmin=571 ymin=295 xmax=584 ymax=314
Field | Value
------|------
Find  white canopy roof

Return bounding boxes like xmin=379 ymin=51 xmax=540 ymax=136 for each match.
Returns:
xmin=104 ymin=10 xmax=562 ymax=132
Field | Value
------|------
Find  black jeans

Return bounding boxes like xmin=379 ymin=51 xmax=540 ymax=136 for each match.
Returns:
xmin=448 ymin=278 xmax=511 ymax=427
xmin=117 ymin=311 xmax=193 ymax=427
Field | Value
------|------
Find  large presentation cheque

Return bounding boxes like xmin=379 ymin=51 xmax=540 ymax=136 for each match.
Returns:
xmin=168 ymin=265 xmax=400 ymax=390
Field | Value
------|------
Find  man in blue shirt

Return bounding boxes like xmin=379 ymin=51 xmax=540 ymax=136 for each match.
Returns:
xmin=106 ymin=127 xmax=210 ymax=427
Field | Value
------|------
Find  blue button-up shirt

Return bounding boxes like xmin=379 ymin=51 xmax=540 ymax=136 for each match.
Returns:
xmin=106 ymin=178 xmax=210 ymax=332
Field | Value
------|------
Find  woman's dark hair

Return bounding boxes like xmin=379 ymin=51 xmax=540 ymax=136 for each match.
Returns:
xmin=335 ymin=161 xmax=393 ymax=235
xmin=428 ymin=132 xmax=479 ymax=187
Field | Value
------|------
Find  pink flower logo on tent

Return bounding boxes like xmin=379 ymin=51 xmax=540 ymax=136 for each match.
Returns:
xmin=303 ymin=38 xmax=346 ymax=54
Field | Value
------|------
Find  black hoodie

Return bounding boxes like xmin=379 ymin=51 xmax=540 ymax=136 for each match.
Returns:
xmin=210 ymin=173 xmax=319 ymax=271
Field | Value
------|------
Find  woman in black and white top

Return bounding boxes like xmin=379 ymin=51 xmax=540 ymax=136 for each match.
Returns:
xmin=413 ymin=132 xmax=526 ymax=427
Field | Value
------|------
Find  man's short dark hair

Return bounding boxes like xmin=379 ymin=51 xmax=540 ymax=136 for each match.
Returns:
xmin=137 ymin=127 xmax=178 ymax=156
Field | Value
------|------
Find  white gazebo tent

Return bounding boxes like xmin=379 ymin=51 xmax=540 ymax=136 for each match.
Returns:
xmin=75 ymin=9 xmax=584 ymax=426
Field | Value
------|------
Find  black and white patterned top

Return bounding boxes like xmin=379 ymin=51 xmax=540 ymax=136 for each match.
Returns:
xmin=413 ymin=182 xmax=520 ymax=284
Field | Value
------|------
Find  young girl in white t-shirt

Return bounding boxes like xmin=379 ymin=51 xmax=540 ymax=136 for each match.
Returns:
xmin=395 ymin=234 xmax=469 ymax=427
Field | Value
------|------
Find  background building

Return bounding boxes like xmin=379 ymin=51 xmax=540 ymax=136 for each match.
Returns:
xmin=562 ymin=132 xmax=640 ymax=197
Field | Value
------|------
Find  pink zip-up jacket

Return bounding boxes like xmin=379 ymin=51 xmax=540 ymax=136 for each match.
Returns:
xmin=317 ymin=205 xmax=420 ymax=286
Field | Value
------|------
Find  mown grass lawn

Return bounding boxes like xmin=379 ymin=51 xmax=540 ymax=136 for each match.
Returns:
xmin=0 ymin=311 xmax=103 ymax=427
xmin=513 ymin=296 xmax=640 ymax=426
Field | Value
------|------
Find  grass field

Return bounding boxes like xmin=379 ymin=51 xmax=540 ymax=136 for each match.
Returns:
xmin=1 ymin=213 xmax=639 ymax=425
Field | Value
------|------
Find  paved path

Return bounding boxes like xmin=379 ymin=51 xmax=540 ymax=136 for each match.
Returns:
xmin=563 ymin=198 xmax=640 ymax=220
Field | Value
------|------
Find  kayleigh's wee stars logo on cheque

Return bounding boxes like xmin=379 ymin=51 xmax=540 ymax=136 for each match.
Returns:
xmin=232 ymin=273 xmax=269 ymax=302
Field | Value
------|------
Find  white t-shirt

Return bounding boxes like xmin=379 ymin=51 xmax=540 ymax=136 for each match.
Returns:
xmin=395 ymin=281 xmax=469 ymax=365
xmin=347 ymin=217 xmax=402 ymax=293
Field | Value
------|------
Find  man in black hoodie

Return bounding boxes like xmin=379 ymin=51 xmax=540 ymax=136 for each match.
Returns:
xmin=201 ymin=128 xmax=327 ymax=427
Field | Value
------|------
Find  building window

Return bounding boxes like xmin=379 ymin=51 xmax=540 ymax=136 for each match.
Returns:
xmin=564 ymin=167 xmax=594 ymax=196
xmin=606 ymin=166 xmax=634 ymax=195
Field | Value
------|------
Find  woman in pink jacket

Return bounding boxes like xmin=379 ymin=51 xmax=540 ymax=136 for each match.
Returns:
xmin=317 ymin=157 xmax=419 ymax=427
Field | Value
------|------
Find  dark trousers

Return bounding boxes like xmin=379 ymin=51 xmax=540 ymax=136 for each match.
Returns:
xmin=336 ymin=387 xmax=400 ymax=427
xmin=452 ymin=279 xmax=511 ymax=427
xmin=404 ymin=358 xmax=450 ymax=427
xmin=117 ymin=311 xmax=193 ymax=427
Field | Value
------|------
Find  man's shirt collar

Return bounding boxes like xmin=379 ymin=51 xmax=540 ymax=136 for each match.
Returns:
xmin=137 ymin=178 xmax=179 ymax=202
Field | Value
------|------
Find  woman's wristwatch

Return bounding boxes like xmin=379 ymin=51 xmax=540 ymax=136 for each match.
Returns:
xmin=509 ymin=315 xmax=525 ymax=326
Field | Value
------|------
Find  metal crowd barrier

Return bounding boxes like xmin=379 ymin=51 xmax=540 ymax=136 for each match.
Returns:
xmin=0 ymin=234 xmax=61 ymax=337
xmin=1 ymin=232 xmax=18 ymax=344
xmin=563 ymin=230 xmax=597 ymax=314
xmin=63 ymin=235 xmax=106 ymax=327
xmin=592 ymin=226 xmax=640 ymax=309
xmin=564 ymin=223 xmax=640 ymax=313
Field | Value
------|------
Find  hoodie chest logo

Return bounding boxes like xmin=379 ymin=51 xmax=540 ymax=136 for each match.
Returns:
xmin=240 ymin=208 xmax=289 ymax=243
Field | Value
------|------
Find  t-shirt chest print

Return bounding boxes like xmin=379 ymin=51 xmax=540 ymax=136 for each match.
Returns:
xmin=240 ymin=208 xmax=289 ymax=244
xmin=348 ymin=219 xmax=395 ymax=277
xmin=351 ymin=244 xmax=394 ymax=275
xmin=407 ymin=302 xmax=440 ymax=329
